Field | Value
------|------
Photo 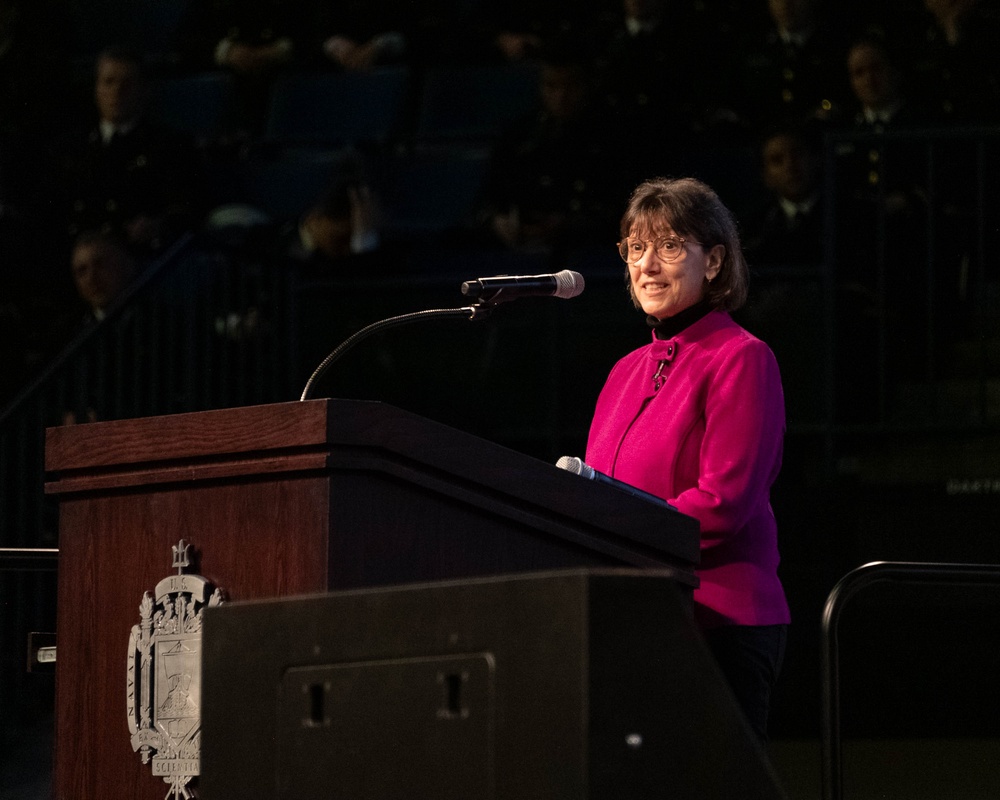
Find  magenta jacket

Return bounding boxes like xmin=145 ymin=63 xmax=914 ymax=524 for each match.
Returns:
xmin=585 ymin=310 xmax=791 ymax=629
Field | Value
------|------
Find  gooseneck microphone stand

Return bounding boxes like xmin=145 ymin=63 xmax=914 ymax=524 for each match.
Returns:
xmin=299 ymin=303 xmax=494 ymax=402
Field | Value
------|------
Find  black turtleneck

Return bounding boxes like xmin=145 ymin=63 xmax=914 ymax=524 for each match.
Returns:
xmin=648 ymin=298 xmax=713 ymax=339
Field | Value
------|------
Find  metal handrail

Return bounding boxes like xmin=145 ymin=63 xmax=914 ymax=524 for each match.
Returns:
xmin=0 ymin=547 xmax=59 ymax=571
xmin=820 ymin=560 xmax=1000 ymax=800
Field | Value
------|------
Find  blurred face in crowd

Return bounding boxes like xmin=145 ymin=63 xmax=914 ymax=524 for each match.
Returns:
xmin=72 ymin=236 xmax=137 ymax=312
xmin=762 ymin=133 xmax=816 ymax=203
xmin=623 ymin=0 xmax=666 ymax=23
xmin=540 ymin=64 xmax=588 ymax=121
xmin=924 ymin=0 xmax=972 ymax=21
xmin=95 ymin=55 xmax=144 ymax=126
xmin=848 ymin=42 xmax=901 ymax=110
xmin=767 ymin=0 xmax=819 ymax=32
xmin=305 ymin=210 xmax=353 ymax=261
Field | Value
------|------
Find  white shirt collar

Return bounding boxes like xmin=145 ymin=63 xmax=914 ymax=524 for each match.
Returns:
xmin=625 ymin=16 xmax=660 ymax=36
xmin=862 ymin=99 xmax=904 ymax=126
xmin=779 ymin=195 xmax=816 ymax=220
xmin=99 ymin=118 xmax=137 ymax=144
xmin=778 ymin=26 xmax=814 ymax=48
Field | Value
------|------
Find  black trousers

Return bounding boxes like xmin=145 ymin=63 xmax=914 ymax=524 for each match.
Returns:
xmin=703 ymin=623 xmax=788 ymax=741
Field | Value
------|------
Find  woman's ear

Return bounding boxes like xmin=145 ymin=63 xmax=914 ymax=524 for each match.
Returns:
xmin=706 ymin=244 xmax=725 ymax=282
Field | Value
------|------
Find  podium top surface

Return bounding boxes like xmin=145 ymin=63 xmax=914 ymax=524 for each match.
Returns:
xmin=45 ymin=399 xmax=700 ymax=568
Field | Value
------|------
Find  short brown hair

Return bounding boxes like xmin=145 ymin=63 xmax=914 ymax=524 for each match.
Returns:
xmin=620 ymin=177 xmax=749 ymax=311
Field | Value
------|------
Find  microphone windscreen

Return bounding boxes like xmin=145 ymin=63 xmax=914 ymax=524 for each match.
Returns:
xmin=553 ymin=270 xmax=585 ymax=299
xmin=556 ymin=455 xmax=586 ymax=475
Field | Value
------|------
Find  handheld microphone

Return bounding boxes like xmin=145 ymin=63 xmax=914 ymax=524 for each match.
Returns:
xmin=461 ymin=270 xmax=585 ymax=304
xmin=555 ymin=456 xmax=670 ymax=508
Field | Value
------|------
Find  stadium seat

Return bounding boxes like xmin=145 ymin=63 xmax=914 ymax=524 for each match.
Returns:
xmin=148 ymin=72 xmax=236 ymax=144
xmin=380 ymin=146 xmax=492 ymax=241
xmin=413 ymin=62 xmax=540 ymax=143
xmin=265 ymin=67 xmax=412 ymax=147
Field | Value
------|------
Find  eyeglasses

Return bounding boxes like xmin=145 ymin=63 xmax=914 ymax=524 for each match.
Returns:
xmin=617 ymin=235 xmax=699 ymax=264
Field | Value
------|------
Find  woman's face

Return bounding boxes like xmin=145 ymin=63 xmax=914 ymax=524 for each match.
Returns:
xmin=627 ymin=225 xmax=723 ymax=319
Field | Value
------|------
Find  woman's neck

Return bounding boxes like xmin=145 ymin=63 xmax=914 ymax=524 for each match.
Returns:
xmin=648 ymin=298 xmax=713 ymax=339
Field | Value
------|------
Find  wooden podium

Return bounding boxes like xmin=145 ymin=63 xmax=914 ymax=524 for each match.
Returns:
xmin=44 ymin=399 xmax=699 ymax=800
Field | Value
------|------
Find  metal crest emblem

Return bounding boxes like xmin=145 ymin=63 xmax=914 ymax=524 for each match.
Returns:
xmin=127 ymin=540 xmax=225 ymax=799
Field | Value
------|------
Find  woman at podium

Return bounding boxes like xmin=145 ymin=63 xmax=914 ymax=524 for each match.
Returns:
xmin=584 ymin=176 xmax=790 ymax=740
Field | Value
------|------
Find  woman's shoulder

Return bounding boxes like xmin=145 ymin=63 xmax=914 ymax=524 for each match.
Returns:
xmin=688 ymin=312 xmax=778 ymax=363
xmin=686 ymin=310 xmax=758 ymax=344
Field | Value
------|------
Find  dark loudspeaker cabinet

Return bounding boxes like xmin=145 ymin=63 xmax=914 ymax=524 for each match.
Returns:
xmin=200 ymin=570 xmax=788 ymax=800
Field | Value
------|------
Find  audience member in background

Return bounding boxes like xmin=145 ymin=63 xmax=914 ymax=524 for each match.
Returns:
xmin=734 ymin=0 xmax=850 ymax=133
xmin=593 ymin=0 xmax=698 ymax=176
xmin=831 ymin=29 xmax=956 ymax=379
xmin=280 ymin=177 xmax=382 ymax=273
xmin=312 ymin=0 xmax=415 ymax=71
xmin=743 ymin=123 xmax=825 ymax=270
xmin=843 ymin=32 xmax=926 ymax=132
xmin=832 ymin=32 xmax=931 ymax=225
xmin=176 ymin=0 xmax=312 ymax=133
xmin=598 ymin=0 xmax=757 ymax=152
xmin=55 ymin=48 xmax=203 ymax=258
xmin=201 ymin=170 xmax=388 ymax=346
xmin=274 ymin=174 xmax=406 ymax=399
xmin=482 ymin=0 xmax=607 ymax=63
xmin=58 ymin=230 xmax=143 ymax=425
xmin=476 ymin=44 xmax=623 ymax=255
xmin=70 ymin=229 xmax=140 ymax=324
xmin=907 ymin=0 xmax=1000 ymax=125
xmin=739 ymin=124 xmax=828 ymax=423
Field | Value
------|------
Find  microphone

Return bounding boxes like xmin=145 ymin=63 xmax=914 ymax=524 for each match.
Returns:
xmin=555 ymin=456 xmax=670 ymax=508
xmin=461 ymin=270 xmax=585 ymax=304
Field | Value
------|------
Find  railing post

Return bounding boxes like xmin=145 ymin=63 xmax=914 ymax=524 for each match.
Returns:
xmin=820 ymin=560 xmax=1000 ymax=800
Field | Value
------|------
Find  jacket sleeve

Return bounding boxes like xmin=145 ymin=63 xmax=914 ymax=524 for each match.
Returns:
xmin=669 ymin=338 xmax=785 ymax=547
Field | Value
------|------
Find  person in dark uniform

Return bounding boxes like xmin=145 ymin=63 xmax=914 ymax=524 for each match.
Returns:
xmin=734 ymin=0 xmax=849 ymax=132
xmin=56 ymin=47 xmax=203 ymax=258
xmin=476 ymin=43 xmax=623 ymax=255
xmin=175 ymin=0 xmax=313 ymax=133
xmin=744 ymin=123 xmax=824 ymax=269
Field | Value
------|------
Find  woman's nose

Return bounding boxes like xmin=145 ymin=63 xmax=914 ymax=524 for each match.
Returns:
xmin=635 ymin=249 xmax=659 ymax=272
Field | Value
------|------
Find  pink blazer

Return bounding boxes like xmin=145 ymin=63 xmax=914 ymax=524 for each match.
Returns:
xmin=586 ymin=311 xmax=791 ymax=629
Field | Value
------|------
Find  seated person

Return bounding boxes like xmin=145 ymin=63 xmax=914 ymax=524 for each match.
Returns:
xmin=476 ymin=44 xmax=623 ymax=253
xmin=483 ymin=0 xmax=606 ymax=63
xmin=733 ymin=0 xmax=850 ymax=133
xmin=56 ymin=47 xmax=203 ymax=257
xmin=70 ymin=229 xmax=140 ymax=323
xmin=743 ymin=123 xmax=824 ymax=269
xmin=175 ymin=0 xmax=311 ymax=133
xmin=833 ymin=30 xmax=932 ymax=218
xmin=312 ymin=0 xmax=415 ymax=71
xmin=279 ymin=176 xmax=382 ymax=272
xmin=906 ymin=0 xmax=1000 ymax=125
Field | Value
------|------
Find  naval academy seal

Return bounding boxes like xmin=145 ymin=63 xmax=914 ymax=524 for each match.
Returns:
xmin=127 ymin=540 xmax=225 ymax=799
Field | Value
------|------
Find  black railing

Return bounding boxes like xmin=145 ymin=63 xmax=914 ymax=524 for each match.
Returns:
xmin=821 ymin=126 xmax=1000 ymax=433
xmin=820 ymin=560 xmax=1000 ymax=800
xmin=0 ymin=548 xmax=59 ymax=571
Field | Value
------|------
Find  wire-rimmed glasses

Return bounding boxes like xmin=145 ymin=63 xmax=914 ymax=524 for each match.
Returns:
xmin=617 ymin=235 xmax=699 ymax=263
